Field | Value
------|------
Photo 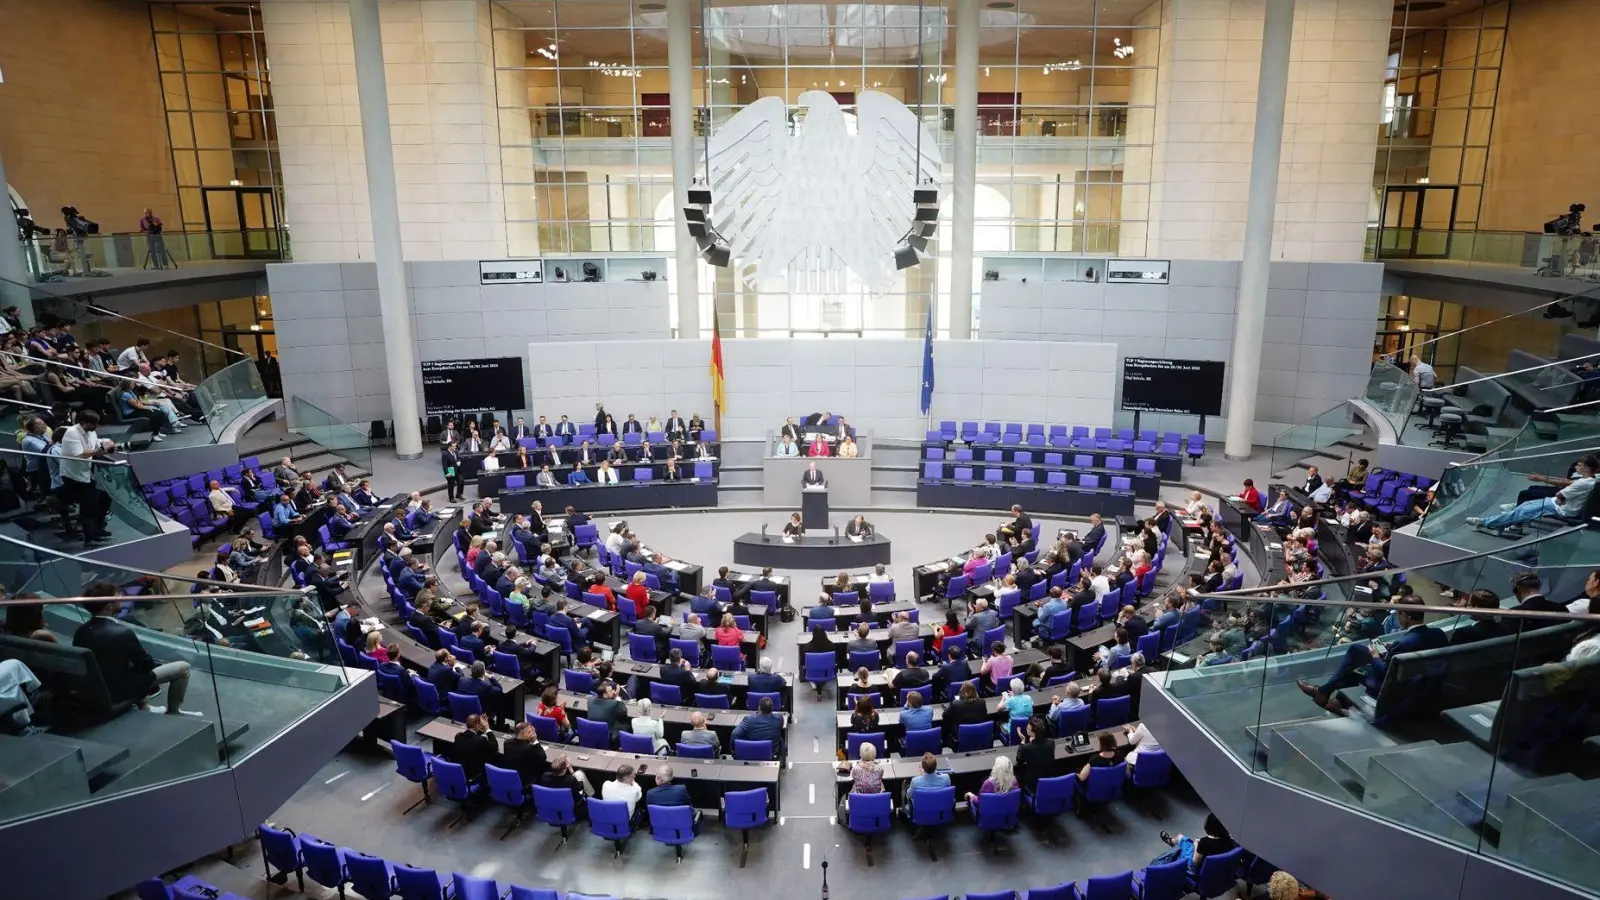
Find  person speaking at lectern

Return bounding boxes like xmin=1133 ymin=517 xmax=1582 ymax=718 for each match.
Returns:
xmin=802 ymin=461 xmax=827 ymax=489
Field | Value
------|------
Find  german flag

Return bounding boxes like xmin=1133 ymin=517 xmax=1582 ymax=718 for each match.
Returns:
xmin=710 ymin=306 xmax=726 ymax=433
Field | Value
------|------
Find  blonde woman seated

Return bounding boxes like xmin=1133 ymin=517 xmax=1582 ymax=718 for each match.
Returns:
xmin=837 ymin=740 xmax=886 ymax=816
xmin=965 ymin=755 xmax=1016 ymax=813
xmin=837 ymin=436 xmax=859 ymax=458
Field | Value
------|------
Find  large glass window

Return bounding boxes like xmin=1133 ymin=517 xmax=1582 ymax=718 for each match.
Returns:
xmin=1372 ymin=0 xmax=1506 ymax=253
xmin=149 ymin=2 xmax=285 ymax=258
xmin=492 ymin=1 xmax=1157 ymax=337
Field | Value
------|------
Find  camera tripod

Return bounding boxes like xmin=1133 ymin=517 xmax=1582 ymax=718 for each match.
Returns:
xmin=142 ymin=238 xmax=179 ymax=271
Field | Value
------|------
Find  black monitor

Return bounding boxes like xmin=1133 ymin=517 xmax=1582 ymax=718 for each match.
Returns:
xmin=1120 ymin=357 xmax=1225 ymax=417
xmin=421 ymin=358 xmax=527 ymax=416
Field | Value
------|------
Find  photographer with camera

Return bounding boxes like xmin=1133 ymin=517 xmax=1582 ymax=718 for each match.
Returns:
xmin=60 ymin=206 xmax=99 ymax=276
xmin=138 ymin=208 xmax=176 ymax=270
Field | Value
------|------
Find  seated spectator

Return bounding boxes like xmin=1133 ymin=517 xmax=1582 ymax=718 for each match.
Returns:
xmin=535 ymin=685 xmax=570 ymax=736
xmin=838 ymin=742 xmax=885 ymax=815
xmin=1451 ymin=588 xmax=1508 ymax=646
xmin=1001 ymin=677 xmax=1033 ymax=721
xmin=630 ymin=698 xmax=669 ymax=754
xmin=538 ymin=754 xmax=593 ymax=808
xmin=449 ymin=713 xmax=498 ymax=782
xmin=1125 ymin=721 xmax=1163 ymax=769
xmin=714 ymin=613 xmax=744 ymax=647
xmin=850 ymin=695 xmax=880 ymax=733
xmin=602 ymin=763 xmax=644 ymax=822
xmin=731 ymin=695 xmax=785 ymax=755
xmin=747 ymin=656 xmax=786 ymax=694
xmin=644 ymin=764 xmax=700 ymax=829
xmin=1468 ymin=455 xmax=1596 ymax=535
xmin=966 ymin=755 xmax=1015 ymax=813
xmin=73 ymin=591 xmax=198 ymax=716
xmin=902 ymin=751 xmax=950 ymax=820
xmin=1077 ymin=731 xmax=1120 ymax=782
xmin=501 ymin=721 xmax=548 ymax=786
xmin=679 ymin=710 xmax=720 ymax=753
xmin=1150 ymin=813 xmax=1236 ymax=872
xmin=1254 ymin=490 xmax=1295 ymax=526
xmin=1296 ymin=597 xmax=1445 ymax=712
xmin=899 ymin=690 xmax=933 ymax=732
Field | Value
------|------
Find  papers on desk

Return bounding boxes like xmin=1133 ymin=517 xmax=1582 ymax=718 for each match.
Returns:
xmin=438 ymin=507 xmax=458 ymax=518
xmin=585 ymin=609 xmax=609 ymax=620
xmin=848 ymin=535 xmax=863 ymax=543
xmin=243 ymin=617 xmax=269 ymax=630
xmin=483 ymin=531 xmax=500 ymax=542
xmin=666 ymin=561 xmax=690 ymax=571
xmin=782 ymin=536 xmax=796 ymax=543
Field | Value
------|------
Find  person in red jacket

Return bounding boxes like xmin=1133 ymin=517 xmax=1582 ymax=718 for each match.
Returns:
xmin=1238 ymin=478 xmax=1263 ymax=512
xmin=623 ymin=571 xmax=651 ymax=619
xmin=584 ymin=572 xmax=617 ymax=612
xmin=808 ymin=433 xmax=831 ymax=457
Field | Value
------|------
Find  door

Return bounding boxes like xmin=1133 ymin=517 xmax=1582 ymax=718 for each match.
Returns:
xmin=641 ymin=93 xmax=670 ymax=137
xmin=1377 ymin=185 xmax=1459 ymax=259
xmin=202 ymin=187 xmax=283 ymax=259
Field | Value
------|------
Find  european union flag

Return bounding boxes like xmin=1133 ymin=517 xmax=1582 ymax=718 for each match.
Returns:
xmin=920 ymin=303 xmax=935 ymax=414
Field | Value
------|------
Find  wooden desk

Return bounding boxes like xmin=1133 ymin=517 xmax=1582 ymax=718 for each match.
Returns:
xmin=553 ymin=690 xmax=788 ymax=747
xmin=797 ymin=624 xmax=936 ymax=667
xmin=913 ymin=552 xmax=977 ymax=601
xmin=836 ymin=728 xmax=1132 ymax=803
xmin=798 ymin=599 xmax=919 ymax=630
xmin=416 ymin=718 xmax=781 ymax=811
xmin=606 ymin=659 xmax=795 ymax=710
xmin=829 ymin=649 xmax=1049 ymax=709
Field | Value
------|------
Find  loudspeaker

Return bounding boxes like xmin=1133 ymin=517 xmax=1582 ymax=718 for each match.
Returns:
xmin=687 ymin=221 xmax=708 ymax=239
xmin=688 ymin=188 xmax=712 ymax=206
xmin=703 ymin=243 xmax=731 ymax=267
xmin=895 ymin=244 xmax=919 ymax=270
xmin=914 ymin=187 xmax=938 ymax=206
xmin=683 ymin=206 xmax=707 ymax=223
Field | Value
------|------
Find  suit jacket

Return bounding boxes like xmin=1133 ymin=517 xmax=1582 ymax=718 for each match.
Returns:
xmin=965 ymin=610 xmax=999 ymax=637
xmin=532 ymin=423 xmax=552 ymax=438
xmin=426 ymin=661 xmax=461 ymax=694
xmin=1303 ymin=474 xmax=1324 ymax=494
xmin=665 ymin=417 xmax=688 ymax=438
xmin=659 ymin=663 xmax=699 ymax=694
xmin=747 ymin=672 xmax=786 ymax=694
xmin=73 ymin=616 xmax=157 ymax=704
xmin=594 ymin=410 xmax=609 ymax=431
xmin=731 ymin=713 xmax=785 ymax=750
xmin=645 ymin=783 xmax=692 ymax=808
xmin=1152 ymin=511 xmax=1172 ymax=535
xmin=587 ymin=697 xmax=629 ymax=736
xmin=741 ymin=578 xmax=780 ymax=601
xmin=1081 ymin=524 xmax=1105 ymax=549
xmin=450 ymin=729 xmax=498 ymax=780
xmin=780 ymin=423 xmax=801 ymax=441
xmin=408 ymin=610 xmax=442 ymax=647
xmin=802 ymin=469 xmax=826 ymax=486
xmin=933 ymin=659 xmax=971 ymax=695
xmin=556 ymin=421 xmax=577 ymax=437
xmin=622 ymin=420 xmax=644 ymax=434
xmin=1368 ymin=625 xmax=1448 ymax=687
xmin=501 ymin=738 xmax=548 ymax=785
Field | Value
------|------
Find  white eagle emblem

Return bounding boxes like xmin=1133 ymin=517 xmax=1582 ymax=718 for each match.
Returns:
xmin=705 ymin=90 xmax=942 ymax=295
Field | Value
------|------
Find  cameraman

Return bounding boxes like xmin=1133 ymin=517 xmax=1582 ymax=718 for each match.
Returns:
xmin=139 ymin=208 xmax=173 ymax=270
xmin=61 ymin=206 xmax=97 ymax=276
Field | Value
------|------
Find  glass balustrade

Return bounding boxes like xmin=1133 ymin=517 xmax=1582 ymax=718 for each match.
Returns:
xmin=1269 ymin=404 xmax=1368 ymax=483
xmin=1366 ymin=226 xmax=1600 ymax=278
xmin=1360 ymin=360 xmax=1420 ymax=437
xmin=21 ymin=229 xmax=288 ymax=282
xmin=0 ymin=535 xmax=350 ymax=825
xmin=0 ymin=447 xmax=162 ymax=552
xmin=289 ymin=396 xmax=373 ymax=472
xmin=1419 ymin=445 xmax=1599 ymax=553
xmin=193 ymin=357 xmax=269 ymax=442
xmin=1156 ymin=532 xmax=1600 ymax=895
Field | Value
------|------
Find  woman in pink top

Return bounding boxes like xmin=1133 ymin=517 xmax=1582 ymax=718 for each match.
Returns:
xmin=808 ymin=435 xmax=831 ymax=457
xmin=980 ymin=641 xmax=1013 ymax=687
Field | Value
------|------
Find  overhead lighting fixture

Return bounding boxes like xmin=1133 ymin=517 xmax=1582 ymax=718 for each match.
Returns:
xmin=639 ymin=2 xmax=667 ymax=9
xmin=1113 ymin=38 xmax=1135 ymax=59
xmin=590 ymin=60 xmax=641 ymax=78
xmin=535 ymin=43 xmax=558 ymax=61
xmin=229 ymin=178 xmax=243 ymax=186
xmin=1043 ymin=61 xmax=1082 ymax=74
xmin=926 ymin=72 xmax=948 ymax=83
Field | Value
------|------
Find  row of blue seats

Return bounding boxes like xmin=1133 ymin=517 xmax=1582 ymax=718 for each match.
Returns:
xmin=508 ymin=428 xmax=719 ymax=448
xmin=923 ymin=466 xmax=1141 ymax=491
xmin=928 ymin=423 xmax=1205 ymax=460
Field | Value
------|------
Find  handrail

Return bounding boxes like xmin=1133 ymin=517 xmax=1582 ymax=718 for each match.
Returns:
xmin=1199 ymin=525 xmax=1591 ymax=600
xmin=1401 ymin=284 xmax=1600 ymax=356
xmin=1421 ymin=351 xmax=1600 ymax=393
xmin=3 ymin=397 xmax=54 ymax=411
xmin=1191 ymin=590 xmax=1598 ymax=623
xmin=0 ymin=349 xmax=156 ymax=387
xmin=82 ymin=299 xmax=245 ymax=359
xmin=0 ymin=592 xmax=294 ymax=607
xmin=0 ymin=533 xmax=292 ymax=593
xmin=1447 ymin=445 xmax=1600 ymax=470
xmin=1548 ymin=398 xmax=1600 ymax=414
xmin=0 ymin=444 xmax=145 ymax=469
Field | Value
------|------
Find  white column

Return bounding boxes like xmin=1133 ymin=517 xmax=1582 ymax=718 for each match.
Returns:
xmin=1224 ymin=0 xmax=1295 ymax=461
xmin=0 ymin=153 xmax=36 ymax=327
xmin=349 ymin=0 xmax=423 ymax=459
xmin=947 ymin=0 xmax=979 ymax=339
xmin=667 ymin=0 xmax=702 ymax=339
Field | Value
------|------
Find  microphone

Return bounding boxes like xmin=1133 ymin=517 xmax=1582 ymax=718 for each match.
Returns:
xmin=761 ymin=524 xmax=769 ymax=544
xmin=832 ymin=525 xmax=839 ymax=545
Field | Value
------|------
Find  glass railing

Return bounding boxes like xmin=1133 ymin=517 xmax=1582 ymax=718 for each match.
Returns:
xmin=194 ymin=357 xmax=268 ymax=441
xmin=1419 ymin=444 xmax=1600 ymax=547
xmin=1159 ymin=534 xmax=1600 ymax=895
xmin=0 ymin=535 xmax=350 ymax=824
xmin=21 ymin=228 xmax=289 ymax=282
xmin=1366 ymin=226 xmax=1600 ymax=276
xmin=289 ymin=396 xmax=372 ymax=472
xmin=0 ymin=446 xmax=163 ymax=550
xmin=1269 ymin=403 xmax=1367 ymax=482
xmin=1360 ymin=360 xmax=1420 ymax=435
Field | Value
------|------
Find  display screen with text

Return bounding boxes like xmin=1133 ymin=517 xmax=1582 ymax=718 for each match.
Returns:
xmin=1120 ymin=357 xmax=1225 ymax=416
xmin=421 ymin=358 xmax=526 ymax=416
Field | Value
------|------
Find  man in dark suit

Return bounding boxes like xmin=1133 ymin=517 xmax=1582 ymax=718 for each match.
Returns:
xmin=532 ymin=416 xmax=553 ymax=440
xmin=999 ymin=504 xmax=1033 ymax=549
xmin=565 ymin=505 xmax=590 ymax=528
xmin=739 ymin=567 xmax=780 ymax=602
xmin=1297 ymin=598 xmax=1445 ymax=713
xmin=801 ymin=462 xmax=826 ymax=488
xmin=622 ymin=414 xmax=644 ymax=435
xmin=634 ymin=609 xmax=673 ymax=661
xmin=459 ymin=622 xmax=495 ymax=662
xmin=1450 ymin=589 xmax=1508 ymax=646
xmin=747 ymin=656 xmax=786 ymax=694
xmin=658 ymin=649 xmax=700 ymax=696
xmin=74 ymin=595 xmax=198 ymax=716
xmin=643 ymin=764 xmax=701 ymax=829
xmin=586 ymin=680 xmax=630 ymax=739
xmin=695 ymin=667 xmax=731 ymax=699
xmin=779 ymin=417 xmax=802 ymax=442
xmin=499 ymin=625 xmax=543 ymax=677
xmin=408 ymin=607 xmax=443 ymax=648
xmin=449 ymin=714 xmax=499 ymax=782
xmin=1081 ymin=514 xmax=1106 ymax=553
xmin=426 ymin=648 xmax=462 ymax=695
xmin=459 ymin=662 xmax=510 ymax=731
xmin=731 ymin=696 xmax=786 ymax=756
xmin=891 ymin=652 xmax=932 ymax=690
xmin=396 ymin=557 xmax=428 ymax=599
xmin=546 ymin=599 xmax=588 ymax=649
xmin=501 ymin=721 xmax=548 ymax=785
xmin=1302 ymin=466 xmax=1324 ymax=495
xmin=1151 ymin=501 xmax=1173 ymax=537
xmin=665 ymin=410 xmax=688 ymax=442
xmin=1510 ymin=571 xmax=1563 ymax=612
xmin=1013 ymin=563 xmax=1041 ymax=599
xmin=932 ymin=645 xmax=972 ymax=698
xmin=556 ymin=415 xmax=577 ymax=440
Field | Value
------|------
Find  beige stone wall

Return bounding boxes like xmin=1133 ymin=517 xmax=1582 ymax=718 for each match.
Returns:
xmin=0 ymin=0 xmax=177 ymax=229
xmin=1479 ymin=0 xmax=1599 ymax=232
xmin=1145 ymin=0 xmax=1390 ymax=262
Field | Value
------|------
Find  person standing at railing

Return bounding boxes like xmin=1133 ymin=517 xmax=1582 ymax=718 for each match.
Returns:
xmin=58 ymin=410 xmax=116 ymax=546
xmin=19 ymin=416 xmax=51 ymax=499
xmin=1409 ymin=354 xmax=1436 ymax=390
xmin=138 ymin=208 xmax=173 ymax=271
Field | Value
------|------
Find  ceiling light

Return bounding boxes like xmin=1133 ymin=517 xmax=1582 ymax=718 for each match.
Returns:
xmin=1043 ymin=61 xmax=1082 ymax=74
xmin=1113 ymin=38 xmax=1134 ymax=59
xmin=589 ymin=60 xmax=641 ymax=78
xmin=987 ymin=1 xmax=1016 ymax=8
xmin=639 ymin=2 xmax=667 ymax=9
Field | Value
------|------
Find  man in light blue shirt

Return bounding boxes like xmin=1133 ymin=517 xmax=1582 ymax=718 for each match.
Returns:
xmin=899 ymin=690 xmax=933 ymax=732
xmin=774 ymin=435 xmax=799 ymax=458
xmin=1033 ymin=587 xmax=1069 ymax=640
xmin=271 ymin=493 xmax=303 ymax=536
xmin=19 ymin=417 xmax=49 ymax=495
xmin=903 ymin=751 xmax=952 ymax=820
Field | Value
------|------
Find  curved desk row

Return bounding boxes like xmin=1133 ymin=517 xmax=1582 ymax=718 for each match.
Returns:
xmin=920 ymin=461 xmax=1161 ymax=500
xmin=453 ymin=444 xmax=720 ymax=482
xmin=923 ymin=441 xmax=1183 ymax=480
xmin=475 ymin=458 xmax=721 ymax=498
xmin=731 ymin=532 xmax=892 ymax=569
xmin=496 ymin=479 xmax=718 ymax=517
xmin=916 ymin=480 xmax=1136 ymax=517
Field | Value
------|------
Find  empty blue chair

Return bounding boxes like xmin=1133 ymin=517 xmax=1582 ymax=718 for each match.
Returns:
xmin=619 ymin=732 xmax=655 ymax=754
xmin=257 ymin=824 xmax=304 ymax=890
xmin=1105 ymin=456 xmax=1125 ymax=469
xmin=1024 ymin=773 xmax=1075 ymax=817
xmin=431 ymin=760 xmax=481 ymax=828
xmin=956 ymin=722 xmax=994 ymax=751
xmin=1026 ymin=883 xmax=1075 ymax=900
xmin=750 ymin=590 xmax=778 ymax=610
xmin=1047 ymin=471 xmax=1068 ymax=486
xmin=846 ymin=731 xmax=887 ymax=760
xmin=1077 ymin=870 xmax=1134 ymax=900
xmin=485 ymin=763 xmax=533 ymax=838
xmin=1016 ymin=469 xmax=1036 ymax=484
xmin=903 ymin=727 xmax=942 ymax=756
xmin=676 ymin=741 xmax=716 ymax=759
xmin=532 ymin=784 xmax=579 ymax=844
xmin=1053 ymin=703 xmax=1092 ymax=735
xmin=844 ymin=790 xmax=893 ymax=865
xmin=648 ymin=803 xmax=697 ymax=861
xmin=695 ymin=693 xmax=731 ymax=709
xmin=647 ymin=681 xmax=683 ymax=705
xmin=575 ymin=717 xmax=611 ymax=749
xmin=1128 ymin=749 xmax=1173 ymax=791
xmin=711 ymin=644 xmax=744 ymax=671
xmin=453 ymin=874 xmax=500 ymax=900
xmin=344 ymin=850 xmax=394 ymax=900
xmin=974 ymin=788 xmax=1022 ymax=847
xmin=922 ymin=461 xmax=943 ymax=480
xmin=669 ymin=637 xmax=699 ymax=661
xmin=393 ymin=864 xmax=452 ymax=900
xmin=900 ymin=684 xmax=934 ymax=707
xmin=628 ymin=631 xmax=659 ymax=663
xmin=908 ymin=784 xmax=957 ymax=860
xmin=1095 ymin=694 xmax=1132 ymax=728
xmin=393 ymin=740 xmax=434 ymax=813
xmin=724 ymin=787 xmax=771 ymax=868
xmin=954 ymin=466 xmax=973 ymax=481
xmin=868 ymin=580 xmax=894 ymax=603
xmin=848 ymin=649 xmax=881 ymax=671
xmin=1111 ymin=476 xmax=1132 ymax=492
xmin=1132 ymin=860 xmax=1188 ymax=900
xmin=505 ymin=474 xmax=526 ymax=490
xmin=298 ymin=835 xmax=347 ymax=897
xmin=589 ymin=798 xmax=635 ymax=856
xmin=1136 ymin=457 xmax=1157 ymax=473
xmin=447 ymin=691 xmax=484 ymax=724
xmin=565 ymin=668 xmax=597 ymax=694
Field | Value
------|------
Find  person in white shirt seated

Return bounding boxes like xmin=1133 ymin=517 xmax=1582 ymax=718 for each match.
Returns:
xmin=1310 ymin=478 xmax=1335 ymax=506
xmin=1183 ymin=491 xmax=1206 ymax=516
xmin=975 ymin=535 xmax=1000 ymax=560
xmin=774 ymin=435 xmax=799 ymax=458
xmin=602 ymin=763 xmax=646 ymax=821
xmin=1124 ymin=721 xmax=1163 ymax=770
xmin=116 ymin=337 xmax=152 ymax=372
xmin=535 ymin=465 xmax=556 ymax=487
xmin=629 ymin=699 xmax=669 ymax=755
xmin=604 ymin=524 xmax=629 ymax=557
xmin=597 ymin=461 xmax=620 ymax=485
xmin=489 ymin=427 xmax=511 ymax=452
xmin=867 ymin=564 xmax=892 ymax=583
